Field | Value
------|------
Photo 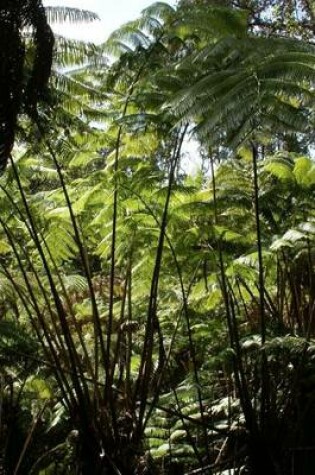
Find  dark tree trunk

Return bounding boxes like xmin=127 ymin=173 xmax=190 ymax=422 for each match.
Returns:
xmin=248 ymin=438 xmax=280 ymax=475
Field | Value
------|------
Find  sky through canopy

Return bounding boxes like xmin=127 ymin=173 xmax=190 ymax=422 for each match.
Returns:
xmin=44 ymin=0 xmax=175 ymax=43
xmin=44 ymin=0 xmax=199 ymax=173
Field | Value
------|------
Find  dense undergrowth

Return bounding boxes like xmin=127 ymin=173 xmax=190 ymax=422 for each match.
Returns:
xmin=1 ymin=0 xmax=315 ymax=474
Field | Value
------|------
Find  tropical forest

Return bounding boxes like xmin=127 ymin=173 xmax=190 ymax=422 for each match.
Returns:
xmin=1 ymin=0 xmax=315 ymax=473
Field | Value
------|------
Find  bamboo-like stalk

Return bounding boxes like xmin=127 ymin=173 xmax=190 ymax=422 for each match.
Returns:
xmin=34 ymin=129 xmax=107 ymax=382
xmin=13 ymin=402 xmax=48 ymax=475
xmin=135 ymin=126 xmax=188 ymax=436
xmin=251 ymin=143 xmax=266 ymax=345
xmin=0 ymin=183 xmax=102 ymax=402
xmin=250 ymin=143 xmax=273 ymax=447
xmin=121 ymin=166 xmax=213 ymax=466
xmin=209 ymin=152 xmax=272 ymax=471
xmin=0 ymin=219 xmax=75 ymax=401
xmin=8 ymin=157 xmax=96 ymax=435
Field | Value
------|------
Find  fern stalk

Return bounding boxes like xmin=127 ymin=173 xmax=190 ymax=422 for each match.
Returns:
xmin=0 ymin=183 xmax=99 ymax=398
xmin=135 ymin=126 xmax=187 ymax=437
xmin=0 ymin=220 xmax=75 ymax=410
xmin=208 ymin=152 xmax=274 ymax=472
xmin=36 ymin=120 xmax=107 ymax=384
xmin=9 ymin=157 xmax=96 ymax=428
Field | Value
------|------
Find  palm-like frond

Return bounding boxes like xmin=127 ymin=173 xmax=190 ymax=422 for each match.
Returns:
xmin=53 ymin=35 xmax=101 ymax=67
xmin=45 ymin=6 xmax=99 ymax=24
xmin=102 ymin=2 xmax=176 ymax=62
xmin=176 ymin=3 xmax=248 ymax=38
xmin=171 ymin=32 xmax=315 ymax=148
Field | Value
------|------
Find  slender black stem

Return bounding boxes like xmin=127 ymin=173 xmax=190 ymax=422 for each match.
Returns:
xmin=251 ymin=143 xmax=269 ymax=433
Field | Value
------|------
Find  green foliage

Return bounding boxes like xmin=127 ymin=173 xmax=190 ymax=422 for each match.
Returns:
xmin=1 ymin=1 xmax=315 ymax=474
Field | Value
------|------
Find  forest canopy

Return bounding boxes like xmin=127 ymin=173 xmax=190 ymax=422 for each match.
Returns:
xmin=0 ymin=1 xmax=315 ymax=474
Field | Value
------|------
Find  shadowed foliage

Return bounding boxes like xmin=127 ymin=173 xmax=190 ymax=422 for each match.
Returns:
xmin=0 ymin=0 xmax=54 ymax=172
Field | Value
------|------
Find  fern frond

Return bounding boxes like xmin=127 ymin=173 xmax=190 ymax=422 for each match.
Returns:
xmin=45 ymin=7 xmax=99 ymax=24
